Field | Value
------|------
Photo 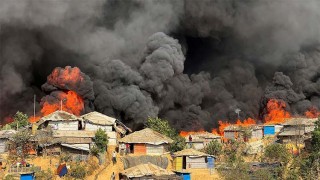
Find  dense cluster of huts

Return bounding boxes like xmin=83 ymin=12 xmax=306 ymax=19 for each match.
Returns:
xmin=0 ymin=109 xmax=318 ymax=179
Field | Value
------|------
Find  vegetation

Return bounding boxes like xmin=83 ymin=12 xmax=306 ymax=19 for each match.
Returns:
xmin=35 ymin=168 xmax=54 ymax=180
xmin=94 ymin=128 xmax=108 ymax=153
xmin=9 ymin=129 xmax=33 ymax=160
xmin=2 ymin=111 xmax=29 ymax=130
xmin=263 ymin=143 xmax=291 ymax=163
xmin=69 ymin=162 xmax=87 ymax=179
xmin=59 ymin=152 xmax=72 ymax=163
xmin=146 ymin=117 xmax=186 ymax=152
xmin=204 ymin=140 xmax=222 ymax=156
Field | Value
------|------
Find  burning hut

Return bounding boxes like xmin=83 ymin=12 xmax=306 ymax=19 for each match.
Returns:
xmin=277 ymin=118 xmax=317 ymax=144
xmin=0 ymin=130 xmax=16 ymax=153
xmin=118 ymin=128 xmax=173 ymax=155
xmin=173 ymin=149 xmax=213 ymax=170
xmin=224 ymin=125 xmax=264 ymax=141
xmin=120 ymin=163 xmax=180 ymax=180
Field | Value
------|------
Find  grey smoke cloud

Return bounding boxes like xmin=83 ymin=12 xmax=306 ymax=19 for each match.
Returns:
xmin=0 ymin=0 xmax=319 ymax=130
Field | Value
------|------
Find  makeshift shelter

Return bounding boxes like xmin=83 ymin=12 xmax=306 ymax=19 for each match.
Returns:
xmin=36 ymin=111 xmax=80 ymax=131
xmin=186 ymin=132 xmax=221 ymax=150
xmin=81 ymin=111 xmax=120 ymax=145
xmin=173 ymin=149 xmax=213 ymax=170
xmin=277 ymin=118 xmax=317 ymax=144
xmin=119 ymin=128 xmax=173 ymax=155
xmin=0 ymin=130 xmax=16 ymax=153
xmin=120 ymin=163 xmax=180 ymax=180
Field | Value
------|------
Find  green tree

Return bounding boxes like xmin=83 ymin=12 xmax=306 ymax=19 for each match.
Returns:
xmin=263 ymin=143 xmax=291 ymax=164
xmin=146 ymin=117 xmax=186 ymax=152
xmin=10 ymin=130 xmax=33 ymax=160
xmin=5 ymin=111 xmax=29 ymax=130
xmin=204 ymin=140 xmax=222 ymax=156
xmin=94 ymin=128 xmax=108 ymax=153
xmin=69 ymin=162 xmax=87 ymax=179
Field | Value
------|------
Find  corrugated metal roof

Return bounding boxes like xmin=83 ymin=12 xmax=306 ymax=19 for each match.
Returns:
xmin=36 ymin=111 xmax=79 ymax=126
xmin=81 ymin=111 xmax=116 ymax=125
xmin=121 ymin=163 xmax=174 ymax=178
xmin=119 ymin=128 xmax=173 ymax=145
xmin=173 ymin=148 xmax=210 ymax=157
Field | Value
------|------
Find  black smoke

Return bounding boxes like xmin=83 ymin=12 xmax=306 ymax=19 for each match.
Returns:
xmin=0 ymin=0 xmax=319 ymax=130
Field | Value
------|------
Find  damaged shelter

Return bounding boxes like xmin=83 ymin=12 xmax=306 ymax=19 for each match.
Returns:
xmin=120 ymin=163 xmax=181 ymax=180
xmin=119 ymin=128 xmax=173 ymax=155
xmin=173 ymin=149 xmax=214 ymax=170
xmin=0 ymin=130 xmax=16 ymax=153
xmin=277 ymin=118 xmax=318 ymax=144
xmin=186 ymin=132 xmax=221 ymax=150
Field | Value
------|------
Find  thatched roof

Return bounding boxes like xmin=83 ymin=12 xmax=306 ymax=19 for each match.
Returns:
xmin=36 ymin=111 xmax=79 ymax=126
xmin=118 ymin=128 xmax=173 ymax=145
xmin=173 ymin=148 xmax=210 ymax=157
xmin=0 ymin=130 xmax=16 ymax=139
xmin=81 ymin=111 xmax=116 ymax=125
xmin=52 ymin=130 xmax=95 ymax=138
xmin=282 ymin=118 xmax=318 ymax=126
xmin=120 ymin=163 xmax=175 ymax=178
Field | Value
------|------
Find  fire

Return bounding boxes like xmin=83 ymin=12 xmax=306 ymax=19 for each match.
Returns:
xmin=41 ymin=91 xmax=84 ymax=116
xmin=236 ymin=117 xmax=256 ymax=127
xmin=217 ymin=121 xmax=231 ymax=136
xmin=264 ymin=99 xmax=291 ymax=124
xmin=180 ymin=129 xmax=206 ymax=137
xmin=47 ymin=66 xmax=84 ymax=87
xmin=305 ymin=107 xmax=320 ymax=118
xmin=28 ymin=66 xmax=85 ymax=123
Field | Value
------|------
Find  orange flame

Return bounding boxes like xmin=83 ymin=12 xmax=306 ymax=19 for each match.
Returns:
xmin=47 ymin=66 xmax=84 ymax=86
xmin=264 ymin=99 xmax=291 ymax=124
xmin=180 ymin=129 xmax=206 ymax=137
xmin=29 ymin=66 xmax=85 ymax=123
xmin=305 ymin=107 xmax=320 ymax=118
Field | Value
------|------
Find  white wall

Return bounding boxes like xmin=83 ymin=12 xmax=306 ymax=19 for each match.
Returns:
xmin=146 ymin=144 xmax=164 ymax=155
xmin=85 ymin=123 xmax=112 ymax=132
xmin=186 ymin=156 xmax=207 ymax=169
xmin=48 ymin=121 xmax=78 ymax=131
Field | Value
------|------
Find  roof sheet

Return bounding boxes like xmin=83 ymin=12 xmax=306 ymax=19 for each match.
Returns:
xmin=81 ymin=111 xmax=116 ymax=125
xmin=173 ymin=148 xmax=210 ymax=157
xmin=121 ymin=163 xmax=174 ymax=178
xmin=118 ymin=128 xmax=173 ymax=144
xmin=36 ymin=111 xmax=79 ymax=126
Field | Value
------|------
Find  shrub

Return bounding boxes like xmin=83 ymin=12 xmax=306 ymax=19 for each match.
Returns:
xmin=35 ymin=168 xmax=54 ymax=180
xmin=70 ymin=162 xmax=87 ymax=179
xmin=94 ymin=128 xmax=108 ymax=153
xmin=204 ymin=140 xmax=222 ymax=156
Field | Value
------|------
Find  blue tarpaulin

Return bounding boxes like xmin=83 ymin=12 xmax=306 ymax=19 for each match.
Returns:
xmin=264 ymin=126 xmax=275 ymax=135
xmin=20 ymin=173 xmax=34 ymax=180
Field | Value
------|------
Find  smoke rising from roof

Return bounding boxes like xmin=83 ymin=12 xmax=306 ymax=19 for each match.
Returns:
xmin=0 ymin=0 xmax=319 ymax=130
